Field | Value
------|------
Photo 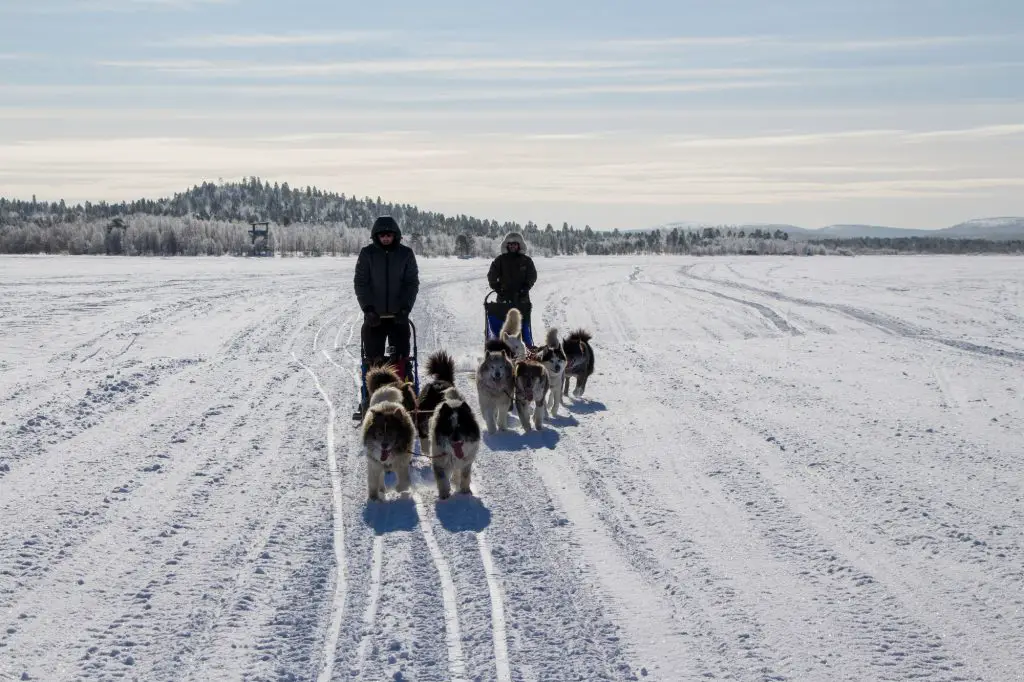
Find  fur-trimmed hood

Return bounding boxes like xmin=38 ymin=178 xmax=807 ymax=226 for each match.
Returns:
xmin=499 ymin=231 xmax=527 ymax=254
xmin=371 ymin=216 xmax=402 ymax=244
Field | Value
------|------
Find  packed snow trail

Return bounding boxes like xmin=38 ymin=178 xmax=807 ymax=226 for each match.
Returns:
xmin=290 ymin=352 xmax=347 ymax=682
xmin=1 ymin=254 xmax=1023 ymax=681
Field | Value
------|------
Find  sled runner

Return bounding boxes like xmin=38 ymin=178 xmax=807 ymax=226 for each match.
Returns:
xmin=351 ymin=315 xmax=420 ymax=423
xmin=483 ymin=290 xmax=536 ymax=348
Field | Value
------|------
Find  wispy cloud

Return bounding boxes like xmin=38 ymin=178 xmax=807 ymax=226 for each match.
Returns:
xmin=97 ymin=57 xmax=640 ymax=77
xmin=11 ymin=0 xmax=233 ymax=14
xmin=671 ymin=124 xmax=1024 ymax=148
xmin=155 ymin=30 xmax=396 ymax=48
xmin=904 ymin=123 xmax=1024 ymax=141
xmin=5 ymin=133 xmax=1023 ymax=208
xmin=671 ymin=130 xmax=904 ymax=148
xmin=598 ymin=33 xmax=1019 ymax=53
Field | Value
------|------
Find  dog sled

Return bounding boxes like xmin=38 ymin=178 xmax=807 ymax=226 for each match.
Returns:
xmin=484 ymin=290 xmax=536 ymax=348
xmin=351 ymin=315 xmax=420 ymax=423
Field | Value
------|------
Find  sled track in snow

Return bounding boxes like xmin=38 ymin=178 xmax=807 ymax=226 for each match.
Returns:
xmin=290 ymin=352 xmax=347 ymax=682
xmin=679 ymin=265 xmax=1024 ymax=362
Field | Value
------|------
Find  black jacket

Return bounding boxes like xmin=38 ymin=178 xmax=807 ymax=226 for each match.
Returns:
xmin=487 ymin=231 xmax=537 ymax=302
xmin=354 ymin=219 xmax=419 ymax=315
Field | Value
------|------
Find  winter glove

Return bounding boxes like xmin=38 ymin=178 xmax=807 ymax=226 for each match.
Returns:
xmin=395 ymin=308 xmax=409 ymax=323
xmin=364 ymin=308 xmax=381 ymax=327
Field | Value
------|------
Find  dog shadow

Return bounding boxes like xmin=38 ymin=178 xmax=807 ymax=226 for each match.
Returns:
xmin=361 ymin=495 xmax=419 ymax=535
xmin=434 ymin=494 xmax=493 ymax=533
xmin=566 ymin=398 xmax=607 ymax=414
xmin=545 ymin=413 xmax=580 ymax=428
xmin=483 ymin=428 xmax=560 ymax=452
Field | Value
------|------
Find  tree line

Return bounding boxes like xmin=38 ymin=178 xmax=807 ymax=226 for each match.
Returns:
xmin=2 ymin=178 xmax=1020 ymax=257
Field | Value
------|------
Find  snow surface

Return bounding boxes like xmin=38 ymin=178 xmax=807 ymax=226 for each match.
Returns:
xmin=1 ymin=253 xmax=1023 ymax=682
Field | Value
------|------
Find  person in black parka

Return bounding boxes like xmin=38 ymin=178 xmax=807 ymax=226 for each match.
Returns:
xmin=354 ymin=216 xmax=419 ymax=377
xmin=487 ymin=231 xmax=537 ymax=346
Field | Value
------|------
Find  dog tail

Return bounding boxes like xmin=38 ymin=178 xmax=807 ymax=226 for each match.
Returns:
xmin=366 ymin=364 xmax=401 ymax=395
xmin=566 ymin=328 xmax=592 ymax=344
xmin=545 ymin=327 xmax=560 ymax=348
xmin=426 ymin=350 xmax=456 ymax=384
xmin=485 ymin=338 xmax=514 ymax=358
xmin=501 ymin=307 xmax=522 ymax=337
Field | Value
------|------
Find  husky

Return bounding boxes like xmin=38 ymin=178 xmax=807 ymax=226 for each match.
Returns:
xmin=365 ymin=364 xmax=417 ymax=416
xmin=476 ymin=338 xmax=515 ymax=434
xmin=415 ymin=350 xmax=456 ymax=440
xmin=428 ymin=387 xmax=482 ymax=499
xmin=513 ymin=358 xmax=549 ymax=432
xmin=361 ymin=384 xmax=416 ymax=502
xmin=536 ymin=328 xmax=567 ymax=418
xmin=562 ymin=329 xmax=595 ymax=399
xmin=500 ymin=307 xmax=528 ymax=360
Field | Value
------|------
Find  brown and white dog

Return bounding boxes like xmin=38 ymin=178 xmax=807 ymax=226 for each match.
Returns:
xmin=476 ymin=338 xmax=515 ymax=434
xmin=500 ymin=307 xmax=529 ymax=361
xmin=365 ymin=364 xmax=417 ymax=416
xmin=513 ymin=357 xmax=549 ymax=432
xmin=428 ymin=387 xmax=482 ymax=499
xmin=361 ymin=384 xmax=416 ymax=502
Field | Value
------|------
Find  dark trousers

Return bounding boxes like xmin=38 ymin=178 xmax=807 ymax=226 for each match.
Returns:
xmin=362 ymin=317 xmax=411 ymax=365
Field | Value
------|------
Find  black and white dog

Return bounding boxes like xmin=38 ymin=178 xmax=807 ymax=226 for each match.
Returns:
xmin=536 ymin=327 xmax=567 ymax=418
xmin=561 ymin=329 xmax=595 ymax=399
xmin=415 ymin=350 xmax=456 ymax=440
xmin=428 ymin=387 xmax=482 ymax=499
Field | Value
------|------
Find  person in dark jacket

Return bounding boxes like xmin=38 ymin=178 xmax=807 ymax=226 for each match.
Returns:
xmin=354 ymin=216 xmax=419 ymax=377
xmin=487 ymin=231 xmax=537 ymax=345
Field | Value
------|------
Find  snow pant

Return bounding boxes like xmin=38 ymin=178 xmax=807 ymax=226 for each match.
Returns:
xmin=362 ymin=317 xmax=411 ymax=376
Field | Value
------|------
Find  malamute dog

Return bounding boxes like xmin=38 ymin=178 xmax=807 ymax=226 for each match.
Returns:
xmin=537 ymin=328 xmax=567 ymax=418
xmin=500 ymin=307 xmax=528 ymax=360
xmin=476 ymin=338 xmax=515 ymax=434
xmin=428 ymin=387 xmax=482 ymax=499
xmin=361 ymin=384 xmax=416 ymax=502
xmin=513 ymin=358 xmax=549 ymax=432
xmin=415 ymin=350 xmax=456 ymax=440
xmin=562 ymin=329 xmax=595 ymax=399
xmin=365 ymin=364 xmax=417 ymax=416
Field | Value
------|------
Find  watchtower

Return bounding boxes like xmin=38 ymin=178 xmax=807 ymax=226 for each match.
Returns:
xmin=249 ymin=221 xmax=272 ymax=256
xmin=105 ymin=217 xmax=127 ymax=255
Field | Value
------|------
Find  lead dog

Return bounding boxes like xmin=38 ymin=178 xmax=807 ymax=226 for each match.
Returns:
xmin=513 ymin=358 xmax=549 ymax=432
xmin=476 ymin=338 xmax=515 ymax=434
xmin=428 ymin=387 xmax=482 ymax=499
xmin=361 ymin=384 xmax=416 ymax=502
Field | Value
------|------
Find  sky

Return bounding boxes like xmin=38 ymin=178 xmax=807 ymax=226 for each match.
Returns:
xmin=1 ymin=0 xmax=1023 ymax=231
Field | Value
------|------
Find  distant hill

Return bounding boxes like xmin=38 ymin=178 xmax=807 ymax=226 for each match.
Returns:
xmin=935 ymin=217 xmax=1024 ymax=240
xmin=654 ymin=218 xmax=1024 ymax=241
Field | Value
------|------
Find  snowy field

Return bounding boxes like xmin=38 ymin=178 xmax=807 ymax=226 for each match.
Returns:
xmin=1 ymin=253 xmax=1022 ymax=682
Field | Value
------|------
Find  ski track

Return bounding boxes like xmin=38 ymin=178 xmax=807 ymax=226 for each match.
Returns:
xmin=2 ymin=254 xmax=1023 ymax=682
xmin=291 ymin=352 xmax=347 ymax=682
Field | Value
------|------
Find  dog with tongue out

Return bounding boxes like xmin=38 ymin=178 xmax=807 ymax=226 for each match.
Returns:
xmin=427 ymin=386 xmax=482 ymax=500
xmin=361 ymin=380 xmax=416 ymax=502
